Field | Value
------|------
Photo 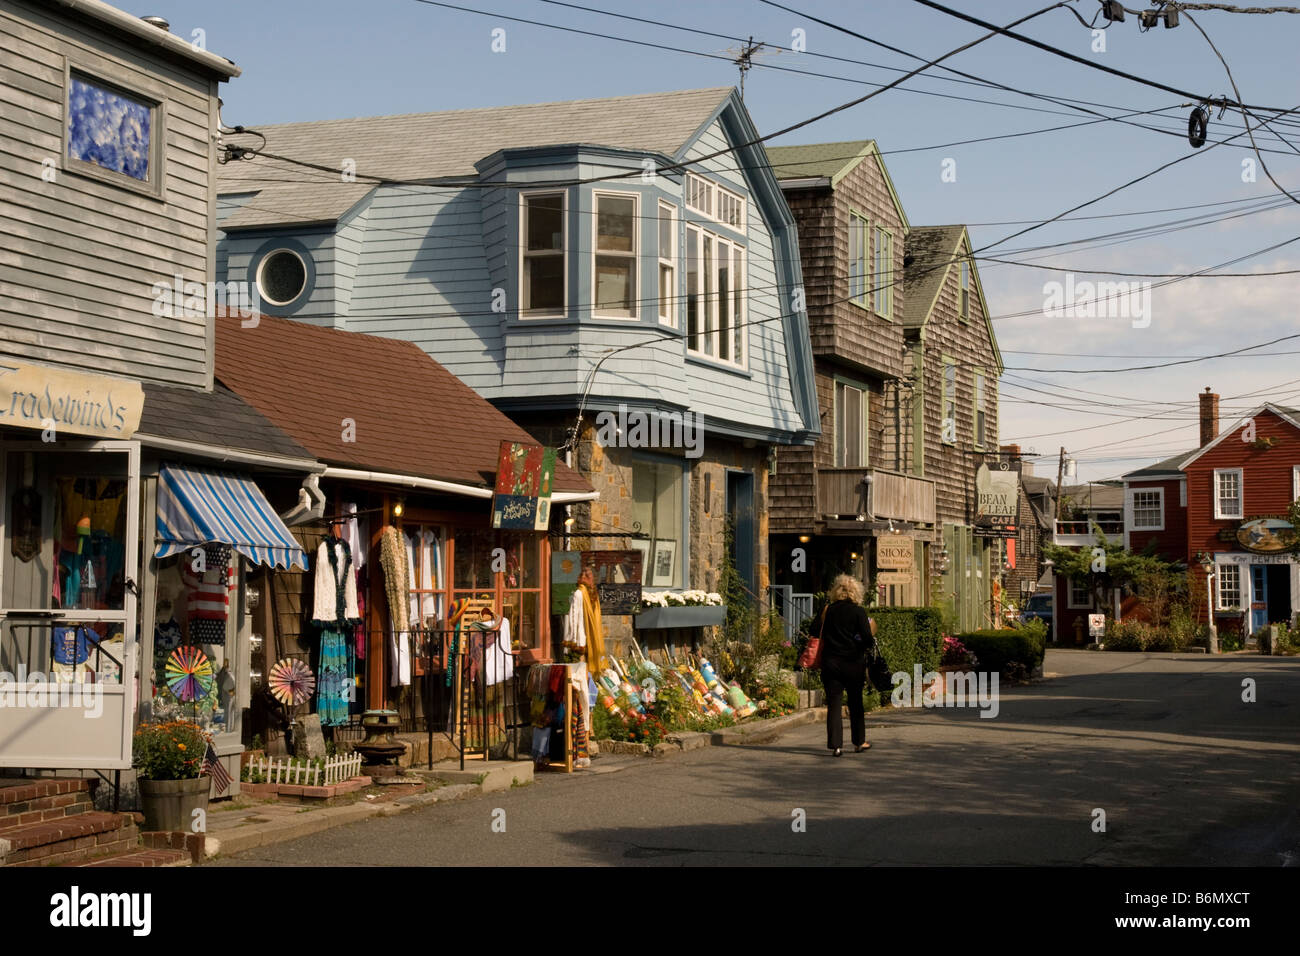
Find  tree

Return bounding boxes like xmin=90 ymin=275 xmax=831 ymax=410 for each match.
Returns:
xmin=1043 ymin=528 xmax=1180 ymax=619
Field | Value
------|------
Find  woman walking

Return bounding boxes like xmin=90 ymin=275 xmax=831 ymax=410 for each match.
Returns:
xmin=812 ymin=574 xmax=877 ymax=756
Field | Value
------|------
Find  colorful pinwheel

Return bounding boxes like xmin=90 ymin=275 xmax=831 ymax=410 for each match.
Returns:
xmin=165 ymin=646 xmax=214 ymax=702
xmin=267 ymin=657 xmax=316 ymax=706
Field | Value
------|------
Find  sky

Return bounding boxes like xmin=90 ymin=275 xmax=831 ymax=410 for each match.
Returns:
xmin=139 ymin=0 xmax=1300 ymax=481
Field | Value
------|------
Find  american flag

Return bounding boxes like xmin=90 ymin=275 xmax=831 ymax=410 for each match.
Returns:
xmin=203 ymin=743 xmax=231 ymax=795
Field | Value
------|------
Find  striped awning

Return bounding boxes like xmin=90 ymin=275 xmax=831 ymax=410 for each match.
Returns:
xmin=155 ymin=464 xmax=308 ymax=570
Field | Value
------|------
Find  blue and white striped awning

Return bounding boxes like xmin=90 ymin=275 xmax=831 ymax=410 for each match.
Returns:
xmin=155 ymin=464 xmax=308 ymax=570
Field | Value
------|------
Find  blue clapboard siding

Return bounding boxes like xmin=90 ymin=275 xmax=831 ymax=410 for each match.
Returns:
xmin=220 ymin=228 xmax=340 ymax=327
xmin=213 ymin=93 xmax=816 ymax=444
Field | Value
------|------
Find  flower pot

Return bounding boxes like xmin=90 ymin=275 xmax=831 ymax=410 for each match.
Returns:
xmin=634 ymin=605 xmax=726 ymax=629
xmin=138 ymin=776 xmax=209 ymax=832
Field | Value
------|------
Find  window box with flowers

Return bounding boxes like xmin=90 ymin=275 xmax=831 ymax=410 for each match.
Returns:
xmin=634 ymin=590 xmax=726 ymax=629
xmin=133 ymin=720 xmax=212 ymax=832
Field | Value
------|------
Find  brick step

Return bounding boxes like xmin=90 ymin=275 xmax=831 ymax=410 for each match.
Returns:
xmin=0 ymin=778 xmax=91 ymax=820
xmin=0 ymin=792 xmax=94 ymax=832
xmin=76 ymin=848 xmax=190 ymax=868
xmin=0 ymin=811 xmax=137 ymax=867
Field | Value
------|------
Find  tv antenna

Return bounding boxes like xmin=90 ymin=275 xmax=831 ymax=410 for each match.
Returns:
xmin=718 ymin=36 xmax=781 ymax=100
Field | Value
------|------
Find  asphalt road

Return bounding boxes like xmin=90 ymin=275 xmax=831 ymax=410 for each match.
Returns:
xmin=211 ymin=650 xmax=1300 ymax=866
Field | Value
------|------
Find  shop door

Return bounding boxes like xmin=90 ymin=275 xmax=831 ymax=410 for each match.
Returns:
xmin=0 ymin=441 xmax=140 ymax=769
xmin=1266 ymin=564 xmax=1290 ymax=624
xmin=727 ymin=472 xmax=755 ymax=598
xmin=1250 ymin=565 xmax=1268 ymax=633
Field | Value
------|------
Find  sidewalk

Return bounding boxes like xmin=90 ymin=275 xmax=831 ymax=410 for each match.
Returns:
xmin=201 ymin=709 xmax=826 ymax=860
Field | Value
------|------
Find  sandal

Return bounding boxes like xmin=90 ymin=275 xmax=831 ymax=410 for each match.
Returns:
xmin=855 ymin=743 xmax=870 ymax=752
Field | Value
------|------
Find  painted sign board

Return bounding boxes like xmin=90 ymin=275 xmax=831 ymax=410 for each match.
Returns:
xmin=491 ymin=441 xmax=556 ymax=531
xmin=0 ymin=362 xmax=143 ymax=439
xmin=876 ymin=539 xmax=914 ymax=571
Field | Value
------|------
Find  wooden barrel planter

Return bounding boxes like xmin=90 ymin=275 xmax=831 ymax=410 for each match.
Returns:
xmin=138 ymin=776 xmax=210 ymax=832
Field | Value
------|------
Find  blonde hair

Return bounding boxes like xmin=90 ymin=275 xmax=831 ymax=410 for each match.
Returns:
xmin=828 ymin=574 xmax=863 ymax=604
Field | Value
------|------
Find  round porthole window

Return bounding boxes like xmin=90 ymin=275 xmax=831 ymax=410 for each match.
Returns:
xmin=256 ymin=249 xmax=308 ymax=306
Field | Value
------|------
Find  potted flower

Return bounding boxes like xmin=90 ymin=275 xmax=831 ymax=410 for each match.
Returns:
xmin=133 ymin=720 xmax=211 ymax=832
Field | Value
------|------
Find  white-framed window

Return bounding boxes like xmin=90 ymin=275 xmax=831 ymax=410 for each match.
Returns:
xmin=835 ymin=380 xmax=868 ymax=467
xmin=941 ymin=358 xmax=957 ymax=445
xmin=874 ymin=226 xmax=892 ymax=318
xmin=959 ymin=259 xmax=970 ymax=321
xmin=684 ymin=222 xmax=745 ymax=366
xmin=593 ymin=191 xmax=638 ymax=319
xmin=1068 ymin=577 xmax=1092 ymax=609
xmin=658 ymin=201 xmax=676 ymax=328
xmin=973 ymin=368 xmax=986 ymax=449
xmin=849 ymin=210 xmax=869 ymax=307
xmin=1292 ymin=464 xmax=1300 ymax=501
xmin=1129 ymin=488 xmax=1164 ymax=531
xmin=1217 ymin=562 xmax=1241 ymax=610
xmin=64 ymin=68 xmax=164 ymax=198
xmin=685 ymin=173 xmax=744 ymax=232
xmin=1213 ymin=468 xmax=1243 ymax=520
xmin=521 ymin=191 xmax=565 ymax=317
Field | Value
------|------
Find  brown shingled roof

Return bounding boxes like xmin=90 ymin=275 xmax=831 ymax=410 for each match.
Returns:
xmin=213 ymin=313 xmax=590 ymax=493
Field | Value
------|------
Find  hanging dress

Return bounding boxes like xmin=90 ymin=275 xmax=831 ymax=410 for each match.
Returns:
xmin=311 ymin=538 xmax=362 ymax=727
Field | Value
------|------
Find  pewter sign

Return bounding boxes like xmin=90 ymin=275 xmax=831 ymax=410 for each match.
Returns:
xmin=0 ymin=363 xmax=144 ymax=439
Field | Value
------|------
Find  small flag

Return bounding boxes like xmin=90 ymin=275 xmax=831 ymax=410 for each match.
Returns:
xmin=203 ymin=743 xmax=231 ymax=795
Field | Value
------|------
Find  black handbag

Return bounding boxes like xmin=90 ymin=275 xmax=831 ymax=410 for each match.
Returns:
xmin=867 ymin=642 xmax=893 ymax=694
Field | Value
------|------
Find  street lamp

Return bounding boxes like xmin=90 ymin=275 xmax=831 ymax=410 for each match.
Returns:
xmin=1199 ymin=552 xmax=1219 ymax=654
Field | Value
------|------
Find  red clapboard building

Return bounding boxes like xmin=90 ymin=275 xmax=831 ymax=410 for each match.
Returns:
xmin=1120 ymin=388 xmax=1300 ymax=639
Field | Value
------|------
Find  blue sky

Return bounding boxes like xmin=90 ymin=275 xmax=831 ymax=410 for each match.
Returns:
xmin=143 ymin=0 xmax=1300 ymax=480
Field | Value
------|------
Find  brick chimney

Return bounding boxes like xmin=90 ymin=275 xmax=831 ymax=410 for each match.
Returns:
xmin=1199 ymin=387 xmax=1219 ymax=447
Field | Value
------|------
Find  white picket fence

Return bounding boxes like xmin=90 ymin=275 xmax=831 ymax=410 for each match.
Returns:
xmin=247 ymin=752 xmax=363 ymax=787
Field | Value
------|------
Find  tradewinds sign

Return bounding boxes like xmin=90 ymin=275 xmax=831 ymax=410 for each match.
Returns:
xmin=0 ymin=362 xmax=143 ymax=439
xmin=974 ymin=462 xmax=1019 ymax=538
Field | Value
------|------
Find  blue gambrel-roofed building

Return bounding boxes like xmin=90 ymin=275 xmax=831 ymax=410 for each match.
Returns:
xmin=215 ymin=87 xmax=818 ymax=650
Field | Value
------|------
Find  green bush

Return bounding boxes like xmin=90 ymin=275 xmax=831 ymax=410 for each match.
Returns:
xmin=957 ymin=628 xmax=1045 ymax=675
xmin=649 ymin=676 xmax=692 ymax=732
xmin=763 ymin=680 xmax=799 ymax=716
xmin=872 ymin=607 xmax=945 ymax=676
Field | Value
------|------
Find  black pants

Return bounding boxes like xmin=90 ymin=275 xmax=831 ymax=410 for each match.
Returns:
xmin=822 ymin=654 xmax=866 ymax=750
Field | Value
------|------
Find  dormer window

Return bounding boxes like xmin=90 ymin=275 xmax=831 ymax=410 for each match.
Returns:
xmin=522 ymin=192 xmax=565 ymax=317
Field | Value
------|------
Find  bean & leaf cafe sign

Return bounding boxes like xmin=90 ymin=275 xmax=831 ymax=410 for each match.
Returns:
xmin=974 ymin=462 xmax=1019 ymax=538
xmin=0 ymin=362 xmax=143 ymax=440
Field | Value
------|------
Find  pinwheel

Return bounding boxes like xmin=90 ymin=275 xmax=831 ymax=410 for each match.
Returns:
xmin=267 ymin=657 xmax=316 ymax=706
xmin=165 ymin=646 xmax=213 ymax=702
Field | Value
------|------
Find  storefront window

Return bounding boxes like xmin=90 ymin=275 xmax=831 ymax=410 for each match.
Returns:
xmin=451 ymin=528 xmax=543 ymax=652
xmin=146 ymin=549 xmax=238 ymax=736
xmin=630 ymin=456 xmax=684 ymax=587
xmin=405 ymin=524 xmax=447 ymax=629
xmin=2 ymin=449 xmax=133 ymax=680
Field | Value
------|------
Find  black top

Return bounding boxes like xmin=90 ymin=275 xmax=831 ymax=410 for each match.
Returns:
xmin=814 ymin=600 xmax=874 ymax=662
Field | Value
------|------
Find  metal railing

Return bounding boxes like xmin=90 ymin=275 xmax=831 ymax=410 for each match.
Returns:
xmin=417 ymin=625 xmax=520 ymax=771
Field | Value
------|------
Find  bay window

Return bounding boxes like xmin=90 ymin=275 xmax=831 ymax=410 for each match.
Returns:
xmin=522 ymin=192 xmax=565 ymax=316
xmin=685 ymin=222 xmax=745 ymax=366
xmin=594 ymin=192 xmax=637 ymax=318
xmin=658 ymin=201 xmax=676 ymax=327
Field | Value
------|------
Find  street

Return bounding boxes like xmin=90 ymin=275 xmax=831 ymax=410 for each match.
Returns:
xmin=210 ymin=650 xmax=1300 ymax=866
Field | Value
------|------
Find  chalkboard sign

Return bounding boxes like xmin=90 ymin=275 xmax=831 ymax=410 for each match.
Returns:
xmin=581 ymin=550 xmax=643 ymax=615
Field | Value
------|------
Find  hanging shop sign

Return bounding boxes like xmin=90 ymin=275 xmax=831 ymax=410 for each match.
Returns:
xmin=876 ymin=539 xmax=914 ymax=571
xmin=491 ymin=441 xmax=556 ymax=531
xmin=0 ymin=362 xmax=143 ymax=439
xmin=877 ymin=570 xmax=913 ymax=586
xmin=1235 ymin=518 xmax=1297 ymax=554
xmin=580 ymin=550 xmax=644 ymax=615
xmin=974 ymin=462 xmax=1019 ymax=538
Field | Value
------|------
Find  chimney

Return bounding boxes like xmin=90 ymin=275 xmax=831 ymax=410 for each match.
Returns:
xmin=1199 ymin=387 xmax=1219 ymax=447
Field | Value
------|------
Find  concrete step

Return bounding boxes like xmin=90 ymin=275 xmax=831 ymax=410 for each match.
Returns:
xmin=76 ymin=848 xmax=190 ymax=868
xmin=0 ymin=811 xmax=138 ymax=867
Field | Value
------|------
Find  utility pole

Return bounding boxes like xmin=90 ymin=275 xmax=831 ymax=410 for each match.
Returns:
xmin=1053 ymin=446 xmax=1066 ymax=523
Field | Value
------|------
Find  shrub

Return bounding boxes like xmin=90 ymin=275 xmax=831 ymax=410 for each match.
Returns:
xmin=763 ymin=679 xmax=799 ymax=716
xmin=873 ymin=607 xmax=945 ymax=676
xmin=941 ymin=636 xmax=973 ymax=667
xmin=956 ymin=628 xmax=1045 ymax=675
xmin=626 ymin=714 xmax=667 ymax=748
xmin=133 ymin=720 xmax=211 ymax=781
xmin=649 ymin=676 xmax=692 ymax=732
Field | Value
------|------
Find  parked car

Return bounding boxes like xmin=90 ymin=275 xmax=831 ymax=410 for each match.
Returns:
xmin=1019 ymin=593 xmax=1053 ymax=631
